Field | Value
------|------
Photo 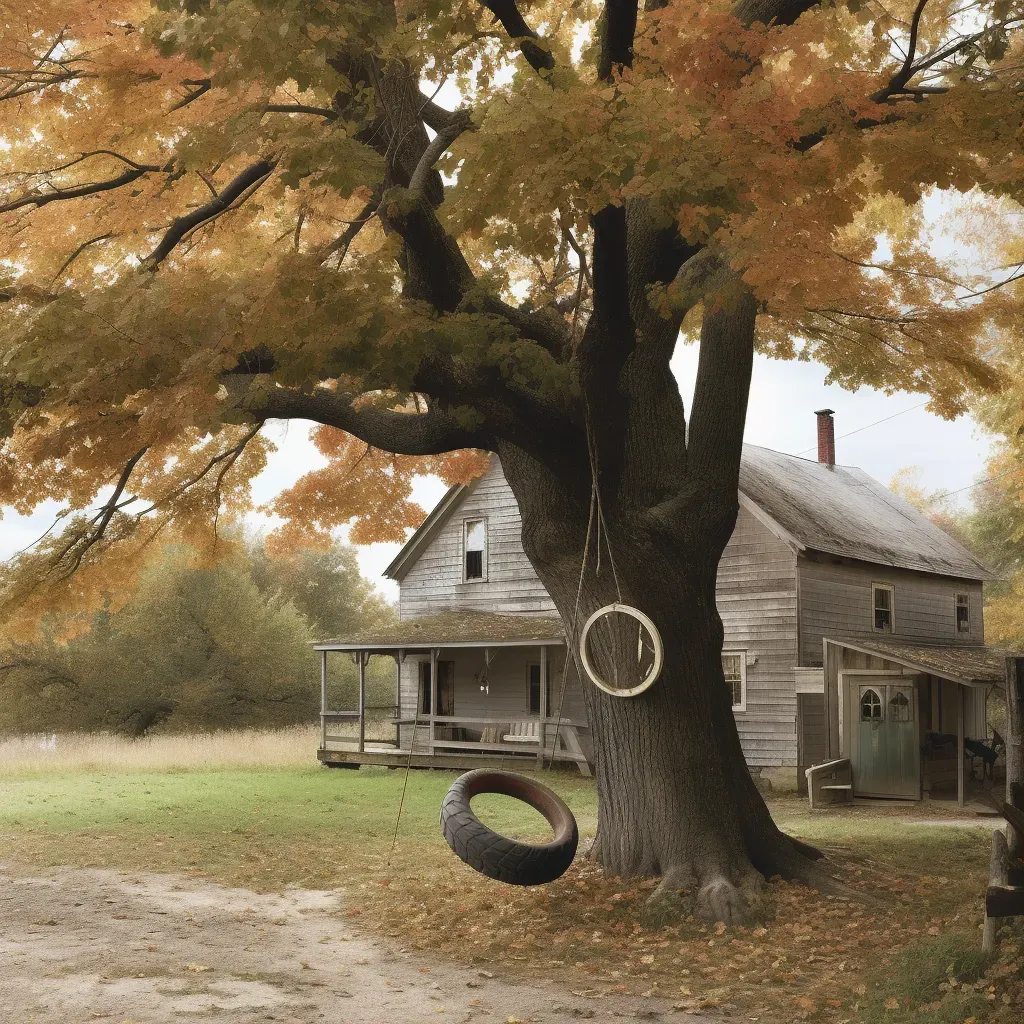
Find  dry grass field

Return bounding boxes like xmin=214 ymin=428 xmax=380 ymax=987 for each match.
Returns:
xmin=1 ymin=728 xmax=1023 ymax=1023
xmin=0 ymin=726 xmax=318 ymax=774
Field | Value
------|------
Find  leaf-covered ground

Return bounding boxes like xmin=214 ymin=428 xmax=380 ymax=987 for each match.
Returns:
xmin=1 ymin=759 xmax=1022 ymax=1022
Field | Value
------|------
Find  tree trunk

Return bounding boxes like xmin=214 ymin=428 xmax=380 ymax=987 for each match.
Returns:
xmin=499 ymin=447 xmax=830 ymax=925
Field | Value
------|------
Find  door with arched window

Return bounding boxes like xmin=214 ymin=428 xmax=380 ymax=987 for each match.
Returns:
xmin=853 ymin=681 xmax=919 ymax=798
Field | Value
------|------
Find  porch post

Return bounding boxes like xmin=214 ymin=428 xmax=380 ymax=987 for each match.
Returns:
xmin=429 ymin=647 xmax=438 ymax=754
xmin=394 ymin=651 xmax=404 ymax=750
xmin=538 ymin=645 xmax=548 ymax=767
xmin=957 ymin=683 xmax=965 ymax=809
xmin=837 ymin=669 xmax=845 ymax=758
xmin=320 ymin=649 xmax=328 ymax=751
xmin=358 ymin=651 xmax=366 ymax=754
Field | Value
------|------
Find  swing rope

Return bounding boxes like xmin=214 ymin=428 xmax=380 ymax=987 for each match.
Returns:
xmin=387 ymin=661 xmax=421 ymax=866
xmin=546 ymin=406 xmax=629 ymax=766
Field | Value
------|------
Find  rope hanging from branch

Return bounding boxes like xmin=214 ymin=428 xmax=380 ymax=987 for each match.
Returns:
xmin=570 ymin=404 xmax=664 ymax=699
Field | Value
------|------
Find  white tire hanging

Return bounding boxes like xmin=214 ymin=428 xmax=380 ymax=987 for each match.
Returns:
xmin=579 ymin=603 xmax=663 ymax=697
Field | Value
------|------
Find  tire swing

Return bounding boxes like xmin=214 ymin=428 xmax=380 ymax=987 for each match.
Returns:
xmin=440 ymin=768 xmax=579 ymax=886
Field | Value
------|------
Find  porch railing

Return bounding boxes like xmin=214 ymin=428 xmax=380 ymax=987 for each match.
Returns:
xmin=321 ymin=705 xmax=400 ymax=751
xmin=393 ymin=714 xmax=589 ymax=765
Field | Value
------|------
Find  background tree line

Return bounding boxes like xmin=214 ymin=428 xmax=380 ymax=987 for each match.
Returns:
xmin=0 ymin=536 xmax=395 ymax=737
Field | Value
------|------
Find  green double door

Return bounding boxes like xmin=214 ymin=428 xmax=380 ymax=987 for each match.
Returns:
xmin=853 ymin=681 xmax=920 ymax=799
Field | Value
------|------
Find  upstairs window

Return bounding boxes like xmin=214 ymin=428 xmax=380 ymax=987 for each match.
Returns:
xmin=955 ymin=593 xmax=971 ymax=634
xmin=464 ymin=519 xmax=487 ymax=581
xmin=722 ymin=652 xmax=746 ymax=711
xmin=872 ymin=584 xmax=894 ymax=633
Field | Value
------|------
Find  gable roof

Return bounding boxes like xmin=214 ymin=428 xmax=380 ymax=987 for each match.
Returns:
xmin=386 ymin=448 xmax=993 ymax=584
xmin=383 ymin=478 xmax=474 ymax=581
xmin=739 ymin=445 xmax=993 ymax=581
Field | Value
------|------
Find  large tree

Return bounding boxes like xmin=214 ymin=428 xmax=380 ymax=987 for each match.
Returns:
xmin=2 ymin=0 xmax=1023 ymax=921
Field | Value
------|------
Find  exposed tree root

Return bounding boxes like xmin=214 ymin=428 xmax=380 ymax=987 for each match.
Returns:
xmin=784 ymin=832 xmax=824 ymax=861
xmin=643 ymin=861 xmax=768 ymax=927
xmin=635 ymin=835 xmax=864 ymax=927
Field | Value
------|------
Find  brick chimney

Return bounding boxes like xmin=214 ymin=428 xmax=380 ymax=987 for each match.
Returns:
xmin=815 ymin=409 xmax=836 ymax=466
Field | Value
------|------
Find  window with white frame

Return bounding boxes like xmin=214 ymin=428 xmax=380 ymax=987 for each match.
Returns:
xmin=722 ymin=652 xmax=746 ymax=711
xmin=955 ymin=593 xmax=971 ymax=634
xmin=464 ymin=519 xmax=487 ymax=581
xmin=872 ymin=583 xmax=894 ymax=633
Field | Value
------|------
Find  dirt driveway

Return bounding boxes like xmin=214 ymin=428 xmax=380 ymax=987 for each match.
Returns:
xmin=0 ymin=865 xmax=685 ymax=1023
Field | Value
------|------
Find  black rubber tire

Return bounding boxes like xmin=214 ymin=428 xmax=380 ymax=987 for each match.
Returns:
xmin=439 ymin=768 xmax=579 ymax=886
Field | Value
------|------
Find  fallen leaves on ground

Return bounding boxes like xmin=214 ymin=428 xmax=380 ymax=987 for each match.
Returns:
xmin=347 ymin=832 xmax=1024 ymax=1023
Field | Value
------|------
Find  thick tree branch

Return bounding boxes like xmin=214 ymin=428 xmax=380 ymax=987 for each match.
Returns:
xmin=407 ymin=111 xmax=473 ymax=201
xmin=598 ymin=0 xmax=640 ymax=79
xmin=225 ymin=377 xmax=490 ymax=455
xmin=143 ymin=159 xmax=276 ymax=269
xmin=480 ymin=0 xmax=555 ymax=74
xmin=687 ymin=271 xmax=757 ymax=498
xmin=733 ymin=0 xmax=821 ymax=24
xmin=419 ymin=93 xmax=464 ymax=131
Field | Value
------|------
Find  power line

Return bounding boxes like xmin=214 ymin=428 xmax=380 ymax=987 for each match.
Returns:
xmin=794 ymin=401 xmax=930 ymax=456
xmin=933 ymin=466 xmax=1017 ymax=502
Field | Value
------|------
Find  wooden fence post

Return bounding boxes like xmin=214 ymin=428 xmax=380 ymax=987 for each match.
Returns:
xmin=1007 ymin=656 xmax=1024 ymax=858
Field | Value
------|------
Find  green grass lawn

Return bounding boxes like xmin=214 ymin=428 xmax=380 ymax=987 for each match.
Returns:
xmin=1 ymin=760 xmax=1021 ymax=1023
xmin=0 ymin=764 xmax=597 ymax=887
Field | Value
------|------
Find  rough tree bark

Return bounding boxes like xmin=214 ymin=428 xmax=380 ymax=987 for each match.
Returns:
xmin=491 ymin=279 xmax=831 ymax=925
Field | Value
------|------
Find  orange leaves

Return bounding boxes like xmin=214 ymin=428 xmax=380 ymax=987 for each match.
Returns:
xmin=266 ymin=426 xmax=487 ymax=550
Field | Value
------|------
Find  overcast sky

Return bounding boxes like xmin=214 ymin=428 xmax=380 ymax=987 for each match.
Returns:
xmin=1 ymin=348 xmax=986 ymax=602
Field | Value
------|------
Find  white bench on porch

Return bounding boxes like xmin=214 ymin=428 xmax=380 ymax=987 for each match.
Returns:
xmin=503 ymin=721 xmax=540 ymax=743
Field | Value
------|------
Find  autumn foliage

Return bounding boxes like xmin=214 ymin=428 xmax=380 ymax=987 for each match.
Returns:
xmin=0 ymin=0 xmax=1022 ymax=623
xmin=3 ymin=0 xmax=1024 ymax=918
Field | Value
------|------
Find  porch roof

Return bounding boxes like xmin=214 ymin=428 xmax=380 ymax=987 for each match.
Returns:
xmin=826 ymin=636 xmax=1013 ymax=687
xmin=314 ymin=610 xmax=566 ymax=651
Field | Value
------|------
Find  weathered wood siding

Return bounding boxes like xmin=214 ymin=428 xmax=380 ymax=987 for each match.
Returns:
xmin=797 ymin=693 xmax=828 ymax=792
xmin=798 ymin=556 xmax=985 ymax=666
xmin=399 ymin=459 xmax=557 ymax=620
xmin=717 ymin=506 xmax=800 ymax=768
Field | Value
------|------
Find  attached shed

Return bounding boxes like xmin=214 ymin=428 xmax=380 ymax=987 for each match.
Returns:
xmin=822 ymin=637 xmax=1010 ymax=805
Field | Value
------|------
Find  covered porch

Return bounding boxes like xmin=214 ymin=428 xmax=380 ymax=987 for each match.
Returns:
xmin=818 ymin=637 xmax=1011 ymax=807
xmin=314 ymin=611 xmax=592 ymax=774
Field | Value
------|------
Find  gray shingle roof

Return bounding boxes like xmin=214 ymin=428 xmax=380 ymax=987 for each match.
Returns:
xmin=315 ymin=611 xmax=565 ymax=650
xmin=739 ymin=445 xmax=993 ymax=581
xmin=826 ymin=637 xmax=1011 ymax=685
